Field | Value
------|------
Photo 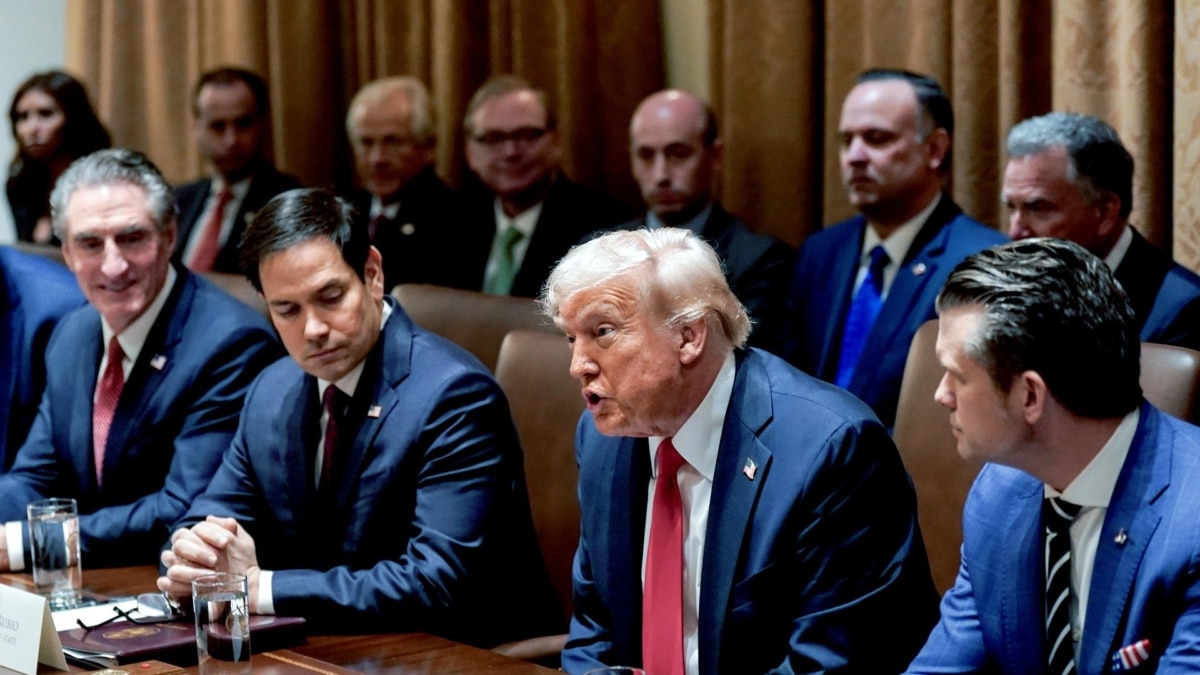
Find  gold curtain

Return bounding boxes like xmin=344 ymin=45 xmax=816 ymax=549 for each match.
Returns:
xmin=65 ymin=0 xmax=662 ymax=207
xmin=710 ymin=0 xmax=1198 ymax=271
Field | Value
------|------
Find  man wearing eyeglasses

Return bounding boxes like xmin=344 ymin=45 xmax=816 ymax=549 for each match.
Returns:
xmin=346 ymin=76 xmax=466 ymax=293
xmin=461 ymin=75 xmax=630 ymax=298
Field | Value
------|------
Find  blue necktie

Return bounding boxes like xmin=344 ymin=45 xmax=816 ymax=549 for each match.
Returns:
xmin=835 ymin=245 xmax=890 ymax=388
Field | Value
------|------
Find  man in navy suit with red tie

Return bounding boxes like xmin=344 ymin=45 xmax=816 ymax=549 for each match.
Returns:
xmin=159 ymin=188 xmax=561 ymax=646
xmin=0 ymin=149 xmax=280 ymax=571
xmin=545 ymin=228 xmax=937 ymax=674
xmin=906 ymin=238 xmax=1200 ymax=674
xmin=782 ymin=69 xmax=1006 ymax=428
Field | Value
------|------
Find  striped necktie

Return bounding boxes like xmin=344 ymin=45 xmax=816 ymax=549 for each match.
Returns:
xmin=1045 ymin=497 xmax=1081 ymax=675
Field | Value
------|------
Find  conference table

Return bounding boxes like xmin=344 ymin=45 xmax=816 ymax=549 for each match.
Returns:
xmin=0 ymin=566 xmax=557 ymax=674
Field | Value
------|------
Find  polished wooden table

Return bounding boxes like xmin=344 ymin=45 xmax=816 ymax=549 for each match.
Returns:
xmin=2 ymin=566 xmax=555 ymax=674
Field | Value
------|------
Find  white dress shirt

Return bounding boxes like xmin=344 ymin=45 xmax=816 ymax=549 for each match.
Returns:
xmin=1102 ymin=225 xmax=1135 ymax=272
xmin=6 ymin=267 xmax=179 ymax=570
xmin=180 ymin=177 xmax=252 ymax=263
xmin=258 ymin=300 xmax=392 ymax=614
xmin=641 ymin=350 xmax=736 ymax=675
xmin=854 ymin=193 xmax=940 ymax=300
xmin=1044 ymin=408 xmax=1138 ymax=663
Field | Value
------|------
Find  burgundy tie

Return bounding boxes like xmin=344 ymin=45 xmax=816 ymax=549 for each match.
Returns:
xmin=643 ymin=438 xmax=686 ymax=675
xmin=92 ymin=336 xmax=125 ymax=486
xmin=319 ymin=386 xmax=344 ymax=494
xmin=368 ymin=214 xmax=386 ymax=242
xmin=187 ymin=188 xmax=233 ymax=271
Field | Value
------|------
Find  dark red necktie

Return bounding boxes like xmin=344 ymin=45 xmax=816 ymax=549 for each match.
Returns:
xmin=643 ymin=438 xmax=686 ymax=675
xmin=319 ymin=386 xmax=344 ymax=494
xmin=368 ymin=214 xmax=386 ymax=241
xmin=92 ymin=336 xmax=125 ymax=486
xmin=187 ymin=188 xmax=233 ymax=271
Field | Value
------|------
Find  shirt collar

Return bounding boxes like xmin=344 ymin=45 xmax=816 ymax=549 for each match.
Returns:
xmin=370 ymin=195 xmax=401 ymax=221
xmin=649 ymin=350 xmax=736 ymax=482
xmin=1103 ymin=225 xmax=1135 ymax=271
xmin=1046 ymin=407 xmax=1140 ymax=508
xmin=317 ymin=299 xmax=392 ymax=401
xmin=646 ymin=202 xmax=714 ymax=236
xmin=493 ymin=199 xmax=542 ymax=237
xmin=101 ymin=266 xmax=178 ymax=367
xmin=213 ymin=175 xmax=252 ymax=200
xmin=862 ymin=193 xmax=941 ymax=265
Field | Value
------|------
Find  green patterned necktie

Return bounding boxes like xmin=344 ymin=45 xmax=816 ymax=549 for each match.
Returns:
xmin=485 ymin=225 xmax=525 ymax=295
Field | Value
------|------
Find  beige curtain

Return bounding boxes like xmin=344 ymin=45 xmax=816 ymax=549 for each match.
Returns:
xmin=710 ymin=0 xmax=1198 ymax=271
xmin=66 ymin=0 xmax=662 ymax=207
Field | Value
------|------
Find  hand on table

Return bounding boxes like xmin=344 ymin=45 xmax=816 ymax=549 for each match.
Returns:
xmin=157 ymin=515 xmax=261 ymax=611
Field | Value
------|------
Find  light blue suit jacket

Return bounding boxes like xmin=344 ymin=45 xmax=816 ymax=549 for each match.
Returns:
xmin=907 ymin=403 xmax=1200 ymax=674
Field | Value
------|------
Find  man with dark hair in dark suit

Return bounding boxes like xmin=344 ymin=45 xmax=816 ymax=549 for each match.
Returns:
xmin=159 ymin=188 xmax=562 ymax=645
xmin=0 ymin=149 xmax=280 ymax=571
xmin=461 ymin=75 xmax=630 ymax=298
xmin=619 ymin=89 xmax=794 ymax=354
xmin=345 ymin=76 xmax=466 ymax=293
xmin=783 ymin=69 xmax=1007 ymax=428
xmin=0 ymin=246 xmax=84 ymax=470
xmin=174 ymin=67 xmax=301 ymax=274
xmin=1004 ymin=111 xmax=1200 ymax=350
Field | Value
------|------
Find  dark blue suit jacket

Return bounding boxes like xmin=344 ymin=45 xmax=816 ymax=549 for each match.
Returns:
xmin=0 ymin=268 xmax=280 ymax=566
xmin=907 ymin=403 xmax=1200 ymax=674
xmin=0 ymin=246 xmax=84 ymax=470
xmin=562 ymin=348 xmax=939 ymax=675
xmin=783 ymin=197 xmax=1007 ymax=427
xmin=1115 ymin=228 xmax=1200 ymax=351
xmin=179 ymin=299 xmax=562 ymax=645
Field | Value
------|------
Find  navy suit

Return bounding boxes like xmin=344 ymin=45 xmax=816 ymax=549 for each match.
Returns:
xmin=460 ymin=175 xmax=632 ymax=298
xmin=1115 ymin=228 xmax=1200 ymax=351
xmin=907 ymin=403 xmax=1200 ymax=674
xmin=783 ymin=197 xmax=1007 ymax=427
xmin=179 ymin=299 xmax=562 ymax=645
xmin=0 ymin=268 xmax=281 ymax=567
xmin=0 ymin=246 xmax=84 ymax=470
xmin=173 ymin=162 xmax=302 ymax=273
xmin=563 ymin=348 xmax=939 ymax=675
xmin=349 ymin=166 xmax=470 ymax=292
xmin=616 ymin=205 xmax=795 ymax=354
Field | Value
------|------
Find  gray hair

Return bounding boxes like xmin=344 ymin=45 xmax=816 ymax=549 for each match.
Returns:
xmin=50 ymin=149 xmax=178 ymax=239
xmin=540 ymin=228 xmax=751 ymax=349
xmin=1006 ymin=112 xmax=1134 ymax=221
xmin=936 ymin=237 xmax=1140 ymax=419
xmin=463 ymin=75 xmax=556 ymax=137
xmin=346 ymin=76 xmax=436 ymax=146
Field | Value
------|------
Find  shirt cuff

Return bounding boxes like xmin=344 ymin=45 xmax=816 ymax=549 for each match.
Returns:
xmin=5 ymin=521 xmax=24 ymax=572
xmin=257 ymin=570 xmax=275 ymax=615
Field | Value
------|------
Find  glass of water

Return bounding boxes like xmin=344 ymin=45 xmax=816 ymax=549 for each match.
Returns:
xmin=192 ymin=572 xmax=251 ymax=674
xmin=26 ymin=497 xmax=81 ymax=608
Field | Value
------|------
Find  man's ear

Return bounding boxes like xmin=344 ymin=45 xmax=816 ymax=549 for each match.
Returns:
xmin=678 ymin=318 xmax=709 ymax=366
xmin=364 ymin=245 xmax=385 ymax=298
xmin=926 ymin=128 xmax=951 ymax=172
xmin=1017 ymin=370 xmax=1048 ymax=426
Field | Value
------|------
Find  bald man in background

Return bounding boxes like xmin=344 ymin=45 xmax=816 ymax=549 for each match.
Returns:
xmin=618 ymin=89 xmax=793 ymax=354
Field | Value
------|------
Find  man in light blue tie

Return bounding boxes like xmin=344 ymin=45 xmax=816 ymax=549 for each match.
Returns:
xmin=782 ymin=68 xmax=1006 ymax=428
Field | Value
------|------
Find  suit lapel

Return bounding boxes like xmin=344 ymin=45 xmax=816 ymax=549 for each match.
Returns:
xmin=998 ymin=480 xmax=1047 ymax=674
xmin=607 ymin=435 xmax=650 ymax=662
xmin=698 ymin=351 xmax=772 ymax=675
xmin=1080 ymin=406 xmax=1167 ymax=674
xmin=71 ymin=316 xmax=104 ymax=492
xmin=817 ymin=221 xmax=867 ymax=379
xmin=0 ymin=276 xmax=17 ymax=461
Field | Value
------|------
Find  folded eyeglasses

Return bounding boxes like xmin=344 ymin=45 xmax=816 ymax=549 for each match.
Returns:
xmin=75 ymin=593 xmax=185 ymax=631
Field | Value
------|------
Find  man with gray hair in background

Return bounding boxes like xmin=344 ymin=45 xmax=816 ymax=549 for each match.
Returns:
xmin=346 ymin=76 xmax=466 ymax=291
xmin=547 ymin=228 xmax=937 ymax=674
xmin=1004 ymin=111 xmax=1200 ymax=349
xmin=0 ymin=149 xmax=279 ymax=572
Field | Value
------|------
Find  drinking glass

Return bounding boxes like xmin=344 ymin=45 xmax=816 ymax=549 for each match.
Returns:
xmin=26 ymin=497 xmax=81 ymax=608
xmin=192 ymin=572 xmax=251 ymax=675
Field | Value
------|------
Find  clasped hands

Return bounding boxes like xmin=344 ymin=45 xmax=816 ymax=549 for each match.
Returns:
xmin=156 ymin=515 xmax=262 ymax=612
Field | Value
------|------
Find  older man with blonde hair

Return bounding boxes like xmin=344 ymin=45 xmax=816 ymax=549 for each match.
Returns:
xmin=547 ymin=228 xmax=937 ymax=675
xmin=345 ymin=75 xmax=466 ymax=291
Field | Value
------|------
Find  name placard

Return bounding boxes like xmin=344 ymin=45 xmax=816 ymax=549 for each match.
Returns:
xmin=0 ymin=584 xmax=67 ymax=673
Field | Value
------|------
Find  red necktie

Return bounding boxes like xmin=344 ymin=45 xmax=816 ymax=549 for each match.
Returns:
xmin=92 ymin=336 xmax=125 ymax=486
xmin=319 ymin=386 xmax=344 ymax=494
xmin=643 ymin=438 xmax=686 ymax=675
xmin=368 ymin=214 xmax=386 ymax=241
xmin=187 ymin=188 xmax=233 ymax=271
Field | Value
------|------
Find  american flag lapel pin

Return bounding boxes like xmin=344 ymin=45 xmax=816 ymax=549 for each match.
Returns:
xmin=368 ymin=405 xmax=383 ymax=418
xmin=150 ymin=354 xmax=167 ymax=370
xmin=911 ymin=262 xmax=927 ymax=276
xmin=742 ymin=458 xmax=757 ymax=481
xmin=1115 ymin=528 xmax=1128 ymax=545
xmin=1111 ymin=638 xmax=1152 ymax=671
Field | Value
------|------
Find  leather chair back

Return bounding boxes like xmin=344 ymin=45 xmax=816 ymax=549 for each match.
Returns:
xmin=392 ymin=284 xmax=555 ymax=371
xmin=494 ymin=329 xmax=583 ymax=623
xmin=200 ymin=271 xmax=269 ymax=319
xmin=893 ymin=319 xmax=1200 ymax=594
